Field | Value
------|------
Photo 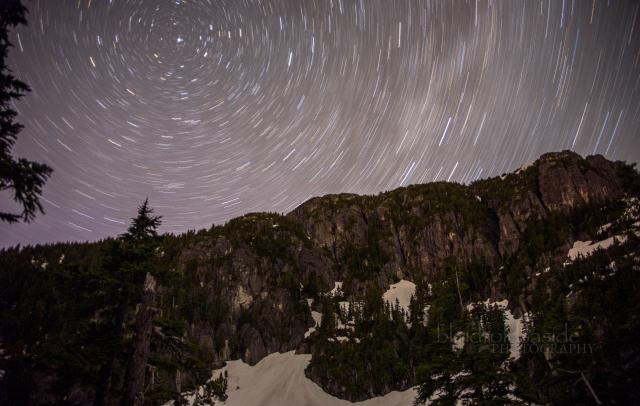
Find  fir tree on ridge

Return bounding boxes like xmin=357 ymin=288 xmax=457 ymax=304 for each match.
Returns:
xmin=122 ymin=198 xmax=162 ymax=241
xmin=120 ymin=198 xmax=163 ymax=406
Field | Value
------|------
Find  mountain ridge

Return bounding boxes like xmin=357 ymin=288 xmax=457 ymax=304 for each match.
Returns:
xmin=1 ymin=150 xmax=639 ymax=405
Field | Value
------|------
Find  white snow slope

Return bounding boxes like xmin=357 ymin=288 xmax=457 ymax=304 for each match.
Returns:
xmin=175 ymin=351 xmax=417 ymax=406
xmin=172 ymin=280 xmax=533 ymax=405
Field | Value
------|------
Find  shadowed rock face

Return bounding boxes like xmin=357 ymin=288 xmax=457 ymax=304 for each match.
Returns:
xmin=227 ymin=152 xmax=629 ymax=358
xmin=538 ymin=152 xmax=621 ymax=210
xmin=467 ymin=151 xmax=628 ymax=257
xmin=1 ymin=151 xmax=637 ymax=404
xmin=288 ymin=151 xmax=628 ymax=282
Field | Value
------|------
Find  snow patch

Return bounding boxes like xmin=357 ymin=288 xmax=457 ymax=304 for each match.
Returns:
xmin=567 ymin=235 xmax=627 ymax=260
xmin=504 ymin=307 xmax=525 ymax=360
xmin=312 ymin=311 xmax=322 ymax=326
xmin=598 ymin=223 xmax=612 ymax=233
xmin=305 ymin=311 xmax=322 ymax=338
xmin=166 ymin=351 xmax=417 ymax=406
xmin=329 ymin=281 xmax=343 ymax=296
xmin=382 ymin=280 xmax=416 ymax=315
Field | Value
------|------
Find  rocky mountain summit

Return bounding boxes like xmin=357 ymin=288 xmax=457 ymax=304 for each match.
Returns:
xmin=1 ymin=150 xmax=639 ymax=405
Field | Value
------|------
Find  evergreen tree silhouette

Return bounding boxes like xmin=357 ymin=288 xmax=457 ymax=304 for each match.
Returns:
xmin=120 ymin=199 xmax=162 ymax=406
xmin=0 ymin=0 xmax=52 ymax=223
xmin=122 ymin=198 xmax=162 ymax=241
xmin=96 ymin=199 xmax=163 ymax=406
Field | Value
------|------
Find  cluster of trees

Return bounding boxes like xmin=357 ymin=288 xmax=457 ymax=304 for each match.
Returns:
xmin=0 ymin=198 xmax=232 ymax=405
xmin=519 ymin=230 xmax=640 ymax=404
xmin=308 ymin=283 xmax=413 ymax=400
xmin=415 ymin=303 xmax=521 ymax=405
xmin=307 ymin=194 xmax=640 ymax=405
xmin=307 ymin=261 xmax=522 ymax=403
xmin=0 ymin=199 xmax=174 ymax=405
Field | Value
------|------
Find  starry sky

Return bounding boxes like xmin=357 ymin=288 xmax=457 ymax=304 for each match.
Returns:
xmin=1 ymin=0 xmax=639 ymax=247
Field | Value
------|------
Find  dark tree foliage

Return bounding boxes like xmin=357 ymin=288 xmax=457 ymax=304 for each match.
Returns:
xmin=0 ymin=0 xmax=52 ymax=223
xmin=118 ymin=199 xmax=163 ymax=405
xmin=0 ymin=206 xmax=224 ymax=404
xmin=418 ymin=304 xmax=521 ymax=405
xmin=122 ymin=198 xmax=162 ymax=241
xmin=0 ymin=155 xmax=638 ymax=405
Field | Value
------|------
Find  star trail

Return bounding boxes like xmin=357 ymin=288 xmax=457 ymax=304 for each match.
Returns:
xmin=1 ymin=0 xmax=639 ymax=246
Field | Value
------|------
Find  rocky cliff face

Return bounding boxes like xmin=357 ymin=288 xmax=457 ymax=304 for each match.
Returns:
xmin=0 ymin=151 xmax=638 ymax=405
xmin=288 ymin=151 xmax=629 ymax=286
xmin=469 ymin=152 xmax=628 ymax=256
xmin=288 ymin=182 xmax=500 ymax=286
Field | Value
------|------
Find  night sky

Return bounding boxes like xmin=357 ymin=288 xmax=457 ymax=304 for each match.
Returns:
xmin=1 ymin=0 xmax=639 ymax=247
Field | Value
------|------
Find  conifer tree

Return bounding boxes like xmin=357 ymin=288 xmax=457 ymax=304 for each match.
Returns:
xmin=0 ymin=0 xmax=52 ymax=223
xmin=122 ymin=198 xmax=162 ymax=241
xmin=121 ymin=199 xmax=162 ymax=406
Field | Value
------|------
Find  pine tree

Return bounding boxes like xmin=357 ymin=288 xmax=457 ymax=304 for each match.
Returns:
xmin=0 ymin=0 xmax=52 ymax=223
xmin=119 ymin=199 xmax=162 ymax=406
xmin=122 ymin=198 xmax=162 ymax=241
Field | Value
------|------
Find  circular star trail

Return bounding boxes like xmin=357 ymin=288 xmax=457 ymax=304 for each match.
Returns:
xmin=2 ymin=0 xmax=640 ymax=246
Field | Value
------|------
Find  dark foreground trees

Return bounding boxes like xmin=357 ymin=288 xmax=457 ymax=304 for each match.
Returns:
xmin=0 ymin=0 xmax=52 ymax=223
xmin=120 ymin=199 xmax=163 ymax=406
xmin=93 ymin=199 xmax=164 ymax=406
